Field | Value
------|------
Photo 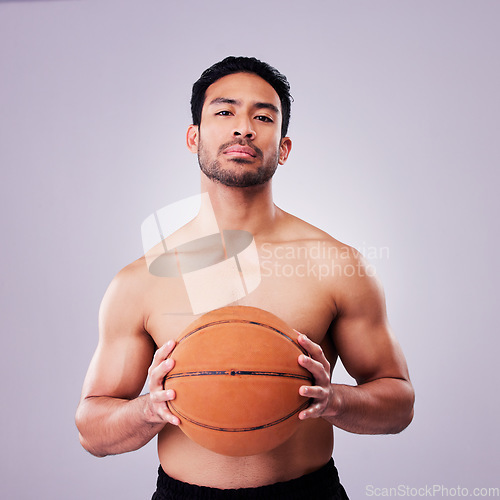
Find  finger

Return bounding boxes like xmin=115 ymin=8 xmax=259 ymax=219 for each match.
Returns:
xmin=150 ymin=357 xmax=176 ymax=390
xmin=148 ymin=387 xmax=180 ymax=426
xmin=298 ymin=354 xmax=329 ymax=386
xmin=150 ymin=388 xmax=176 ymax=404
xmin=296 ymin=332 xmax=313 ymax=349
xmin=299 ymin=401 xmax=325 ymax=420
xmin=149 ymin=340 xmax=176 ymax=376
xmin=299 ymin=384 xmax=327 ymax=400
xmin=159 ymin=405 xmax=180 ymax=426
xmin=163 ymin=339 xmax=177 ymax=356
xmin=153 ymin=398 xmax=180 ymax=426
xmin=298 ymin=334 xmax=330 ymax=372
xmin=150 ymin=340 xmax=176 ymax=370
xmin=297 ymin=334 xmax=324 ymax=359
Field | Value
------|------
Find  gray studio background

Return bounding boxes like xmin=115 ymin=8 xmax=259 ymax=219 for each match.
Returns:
xmin=1 ymin=1 xmax=498 ymax=498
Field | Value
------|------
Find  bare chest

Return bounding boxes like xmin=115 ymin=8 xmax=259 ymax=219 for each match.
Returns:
xmin=145 ymin=247 xmax=336 ymax=356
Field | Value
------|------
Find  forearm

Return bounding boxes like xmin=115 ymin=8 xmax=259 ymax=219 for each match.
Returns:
xmin=75 ymin=394 xmax=165 ymax=457
xmin=323 ymin=378 xmax=414 ymax=434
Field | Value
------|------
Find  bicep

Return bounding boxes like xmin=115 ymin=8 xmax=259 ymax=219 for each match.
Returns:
xmin=81 ymin=334 xmax=155 ymax=401
xmin=80 ymin=270 xmax=156 ymax=401
xmin=331 ymin=268 xmax=410 ymax=385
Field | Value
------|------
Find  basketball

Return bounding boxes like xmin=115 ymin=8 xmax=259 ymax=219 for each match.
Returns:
xmin=164 ymin=306 xmax=313 ymax=456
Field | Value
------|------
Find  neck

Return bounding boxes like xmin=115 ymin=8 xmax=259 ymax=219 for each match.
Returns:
xmin=199 ymin=173 xmax=279 ymax=237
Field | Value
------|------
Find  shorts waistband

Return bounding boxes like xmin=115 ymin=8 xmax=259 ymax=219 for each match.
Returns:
xmin=153 ymin=458 xmax=348 ymax=500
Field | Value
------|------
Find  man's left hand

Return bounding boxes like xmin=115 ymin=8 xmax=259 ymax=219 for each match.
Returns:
xmin=297 ymin=333 xmax=338 ymax=420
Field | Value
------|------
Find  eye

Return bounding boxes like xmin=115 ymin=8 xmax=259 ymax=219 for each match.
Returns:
xmin=255 ymin=115 xmax=273 ymax=123
xmin=216 ymin=110 xmax=232 ymax=116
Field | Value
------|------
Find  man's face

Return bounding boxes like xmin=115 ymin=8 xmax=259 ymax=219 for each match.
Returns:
xmin=188 ymin=72 xmax=291 ymax=188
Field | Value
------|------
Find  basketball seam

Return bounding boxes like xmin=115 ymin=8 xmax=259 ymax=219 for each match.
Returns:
xmin=166 ymin=370 xmax=312 ymax=381
xmin=177 ymin=319 xmax=308 ymax=355
xmin=168 ymin=399 xmax=310 ymax=433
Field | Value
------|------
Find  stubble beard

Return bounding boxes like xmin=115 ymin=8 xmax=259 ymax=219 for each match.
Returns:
xmin=197 ymin=136 xmax=280 ymax=188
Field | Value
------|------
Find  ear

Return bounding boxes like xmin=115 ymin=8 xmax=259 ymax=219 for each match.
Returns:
xmin=278 ymin=137 xmax=292 ymax=165
xmin=186 ymin=125 xmax=199 ymax=153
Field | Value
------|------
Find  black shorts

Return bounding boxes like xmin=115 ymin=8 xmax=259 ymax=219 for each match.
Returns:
xmin=151 ymin=458 xmax=349 ymax=499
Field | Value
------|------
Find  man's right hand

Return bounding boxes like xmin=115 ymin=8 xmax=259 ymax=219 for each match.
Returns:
xmin=145 ymin=340 xmax=180 ymax=426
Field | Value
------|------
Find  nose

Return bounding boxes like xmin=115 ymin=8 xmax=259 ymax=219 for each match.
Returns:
xmin=233 ymin=117 xmax=255 ymax=140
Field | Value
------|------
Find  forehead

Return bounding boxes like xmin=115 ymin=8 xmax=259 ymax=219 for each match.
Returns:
xmin=203 ymin=72 xmax=281 ymax=112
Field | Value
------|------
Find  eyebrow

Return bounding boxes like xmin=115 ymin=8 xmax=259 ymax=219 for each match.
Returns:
xmin=208 ymin=97 xmax=280 ymax=115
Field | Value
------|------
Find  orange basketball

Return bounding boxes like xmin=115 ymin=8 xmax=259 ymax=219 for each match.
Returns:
xmin=164 ymin=306 xmax=312 ymax=456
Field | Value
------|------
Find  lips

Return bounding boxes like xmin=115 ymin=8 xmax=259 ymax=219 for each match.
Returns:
xmin=223 ymin=145 xmax=257 ymax=158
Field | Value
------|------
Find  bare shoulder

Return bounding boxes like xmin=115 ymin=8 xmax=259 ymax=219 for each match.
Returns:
xmin=276 ymin=208 xmax=382 ymax=303
xmin=275 ymin=210 xmax=407 ymax=388
xmin=99 ymin=256 xmax=153 ymax=340
xmin=275 ymin=208 xmax=364 ymax=260
xmin=110 ymin=255 xmax=151 ymax=287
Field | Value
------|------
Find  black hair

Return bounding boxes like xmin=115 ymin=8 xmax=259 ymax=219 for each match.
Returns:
xmin=191 ymin=56 xmax=292 ymax=138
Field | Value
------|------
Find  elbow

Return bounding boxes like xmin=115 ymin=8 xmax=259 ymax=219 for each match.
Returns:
xmin=75 ymin=404 xmax=108 ymax=458
xmin=390 ymin=384 xmax=415 ymax=434
xmin=390 ymin=406 xmax=414 ymax=434
xmin=78 ymin=432 xmax=108 ymax=458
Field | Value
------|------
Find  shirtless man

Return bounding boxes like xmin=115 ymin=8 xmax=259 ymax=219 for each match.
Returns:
xmin=75 ymin=56 xmax=414 ymax=499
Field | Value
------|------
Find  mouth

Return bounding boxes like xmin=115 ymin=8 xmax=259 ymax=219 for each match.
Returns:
xmin=223 ymin=145 xmax=257 ymax=158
